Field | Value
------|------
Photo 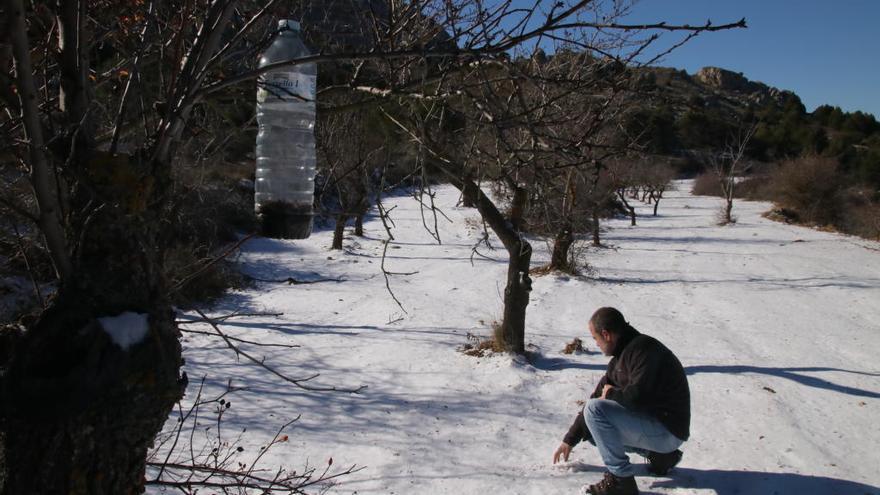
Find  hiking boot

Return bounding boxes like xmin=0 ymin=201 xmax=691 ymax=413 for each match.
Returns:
xmin=646 ymin=449 xmax=683 ymax=476
xmin=585 ymin=471 xmax=638 ymax=495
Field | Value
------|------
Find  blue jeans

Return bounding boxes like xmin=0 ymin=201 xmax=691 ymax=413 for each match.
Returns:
xmin=584 ymin=398 xmax=683 ymax=477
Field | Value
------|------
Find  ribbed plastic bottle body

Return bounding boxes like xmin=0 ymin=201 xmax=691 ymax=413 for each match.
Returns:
xmin=255 ymin=20 xmax=317 ymax=238
xmin=254 ymin=106 xmax=316 ymax=207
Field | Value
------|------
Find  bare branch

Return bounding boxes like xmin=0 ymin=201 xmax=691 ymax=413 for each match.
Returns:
xmin=380 ymin=238 xmax=409 ymax=314
xmin=6 ymin=0 xmax=73 ymax=281
xmin=196 ymin=18 xmax=746 ymax=99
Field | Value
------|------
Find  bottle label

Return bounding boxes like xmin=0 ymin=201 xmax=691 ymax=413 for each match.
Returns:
xmin=257 ymin=71 xmax=316 ymax=103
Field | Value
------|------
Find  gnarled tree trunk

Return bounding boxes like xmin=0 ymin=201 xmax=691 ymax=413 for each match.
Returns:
xmin=332 ymin=214 xmax=349 ymax=249
xmin=617 ymin=190 xmax=636 ymax=226
xmin=354 ymin=214 xmax=365 ymax=236
xmin=653 ymin=189 xmax=663 ymax=216
xmin=3 ymin=206 xmax=186 ymax=493
xmin=549 ymin=225 xmax=574 ymax=272
xmin=459 ymin=177 xmax=531 ymax=353
xmin=4 ymin=301 xmax=184 ymax=494
xmin=499 ymin=239 xmax=532 ymax=354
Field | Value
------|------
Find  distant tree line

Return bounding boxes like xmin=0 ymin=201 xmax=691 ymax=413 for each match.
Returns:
xmin=624 ymin=90 xmax=880 ymax=191
xmin=618 ymin=75 xmax=879 ymax=238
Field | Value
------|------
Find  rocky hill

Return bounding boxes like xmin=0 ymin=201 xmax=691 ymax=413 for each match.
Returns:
xmin=694 ymin=66 xmax=796 ymax=107
xmin=632 ymin=64 xmax=800 ymax=121
xmin=621 ymin=61 xmax=879 ymax=177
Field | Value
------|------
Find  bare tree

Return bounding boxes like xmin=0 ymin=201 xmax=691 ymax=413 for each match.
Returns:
xmin=639 ymin=159 xmax=676 ymax=216
xmin=521 ymin=50 xmax=632 ymax=272
xmin=317 ymin=107 xmax=384 ymax=249
xmin=709 ymin=123 xmax=757 ymax=224
xmin=608 ymin=158 xmax=639 ymax=226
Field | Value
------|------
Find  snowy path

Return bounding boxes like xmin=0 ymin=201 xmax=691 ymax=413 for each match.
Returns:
xmin=155 ymin=181 xmax=880 ymax=495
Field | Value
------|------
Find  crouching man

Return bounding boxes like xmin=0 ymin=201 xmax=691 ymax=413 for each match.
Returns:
xmin=553 ymin=307 xmax=691 ymax=495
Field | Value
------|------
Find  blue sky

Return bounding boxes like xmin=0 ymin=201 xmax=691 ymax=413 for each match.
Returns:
xmin=514 ymin=1 xmax=879 ymax=117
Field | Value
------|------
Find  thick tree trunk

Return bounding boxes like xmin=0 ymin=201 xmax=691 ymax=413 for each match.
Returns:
xmin=455 ymin=176 xmax=531 ymax=354
xmin=653 ymin=195 xmax=660 ymax=216
xmin=353 ymin=195 xmax=370 ymax=237
xmin=725 ymin=198 xmax=734 ymax=224
xmin=1 ymin=160 xmax=185 ymax=493
xmin=549 ymin=226 xmax=574 ymax=272
xmin=332 ymin=214 xmax=348 ymax=249
xmin=354 ymin=214 xmax=364 ymax=236
xmin=3 ymin=295 xmax=185 ymax=494
xmin=500 ymin=240 xmax=531 ymax=354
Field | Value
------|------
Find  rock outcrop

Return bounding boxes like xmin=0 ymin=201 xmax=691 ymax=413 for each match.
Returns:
xmin=695 ymin=67 xmax=760 ymax=93
xmin=695 ymin=66 xmax=792 ymax=107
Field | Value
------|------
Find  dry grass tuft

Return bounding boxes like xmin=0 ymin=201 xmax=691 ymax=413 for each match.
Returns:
xmin=529 ymin=264 xmax=554 ymax=277
xmin=460 ymin=327 xmax=504 ymax=357
xmin=562 ymin=338 xmax=585 ymax=354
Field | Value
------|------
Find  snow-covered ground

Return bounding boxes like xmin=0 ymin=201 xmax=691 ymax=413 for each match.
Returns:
xmin=153 ymin=181 xmax=880 ymax=494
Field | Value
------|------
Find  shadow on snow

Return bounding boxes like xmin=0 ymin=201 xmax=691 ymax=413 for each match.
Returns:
xmin=652 ymin=467 xmax=880 ymax=495
xmin=686 ymin=365 xmax=880 ymax=399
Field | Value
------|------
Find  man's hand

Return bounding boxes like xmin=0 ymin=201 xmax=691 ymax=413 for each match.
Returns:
xmin=553 ymin=442 xmax=572 ymax=464
xmin=601 ymin=384 xmax=614 ymax=399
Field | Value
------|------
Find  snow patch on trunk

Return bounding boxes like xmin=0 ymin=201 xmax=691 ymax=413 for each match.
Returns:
xmin=99 ymin=312 xmax=150 ymax=350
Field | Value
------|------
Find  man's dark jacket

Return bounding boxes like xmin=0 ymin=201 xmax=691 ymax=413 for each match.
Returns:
xmin=563 ymin=329 xmax=690 ymax=446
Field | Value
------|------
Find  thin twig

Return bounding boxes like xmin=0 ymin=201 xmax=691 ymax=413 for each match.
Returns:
xmin=380 ymin=239 xmax=408 ymax=314
xmin=148 ymin=385 xmax=366 ymax=492
xmin=375 ymin=164 xmax=396 ymax=241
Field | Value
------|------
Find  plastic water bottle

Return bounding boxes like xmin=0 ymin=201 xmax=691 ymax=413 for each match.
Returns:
xmin=255 ymin=19 xmax=317 ymax=239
